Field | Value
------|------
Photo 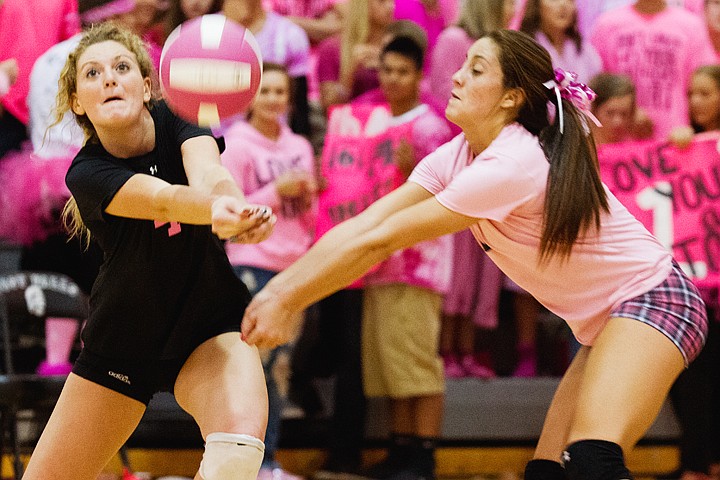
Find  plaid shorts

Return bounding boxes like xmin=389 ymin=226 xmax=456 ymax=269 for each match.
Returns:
xmin=611 ymin=260 xmax=708 ymax=366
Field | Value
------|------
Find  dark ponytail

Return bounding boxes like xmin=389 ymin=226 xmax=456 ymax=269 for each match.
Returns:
xmin=487 ymin=30 xmax=609 ymax=263
xmin=538 ymin=100 xmax=608 ymax=262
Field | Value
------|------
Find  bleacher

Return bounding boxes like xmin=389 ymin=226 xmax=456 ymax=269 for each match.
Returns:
xmin=0 ymin=240 xmax=682 ymax=478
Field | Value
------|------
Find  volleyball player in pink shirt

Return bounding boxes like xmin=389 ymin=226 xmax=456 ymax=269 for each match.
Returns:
xmin=241 ymin=30 xmax=707 ymax=480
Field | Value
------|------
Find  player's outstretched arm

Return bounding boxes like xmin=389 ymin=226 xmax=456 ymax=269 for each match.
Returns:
xmin=241 ymin=182 xmax=479 ymax=348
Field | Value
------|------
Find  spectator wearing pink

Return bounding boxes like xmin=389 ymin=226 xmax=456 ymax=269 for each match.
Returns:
xmin=588 ymin=73 xmax=637 ymax=146
xmin=393 ymin=0 xmax=458 ymax=70
xmin=429 ymin=0 xmax=515 ymax=135
xmin=355 ymin=20 xmax=447 ymax=119
xmin=591 ymin=0 xmax=717 ymax=140
xmin=264 ymin=0 xmax=345 ymax=101
xmin=316 ymin=0 xmax=395 ymax=110
xmin=358 ymin=35 xmax=453 ymax=480
xmin=572 ymin=0 xmax=705 ymax=37
xmin=0 ymin=0 xmax=80 ymax=158
xmin=428 ymin=0 xmax=512 ymax=379
xmin=224 ymin=0 xmax=312 ymax=137
xmin=520 ymin=0 xmax=601 ymax=86
xmin=706 ymin=0 xmax=720 ymax=61
xmin=222 ymin=63 xmax=316 ymax=480
xmin=0 ymin=58 xmax=17 ymax=98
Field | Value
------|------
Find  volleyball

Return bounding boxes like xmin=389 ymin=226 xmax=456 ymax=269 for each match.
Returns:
xmin=159 ymin=14 xmax=263 ymax=127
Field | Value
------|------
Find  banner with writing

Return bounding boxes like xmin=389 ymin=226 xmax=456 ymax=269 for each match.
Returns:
xmin=598 ymin=134 xmax=720 ymax=289
xmin=316 ymin=103 xmax=411 ymax=237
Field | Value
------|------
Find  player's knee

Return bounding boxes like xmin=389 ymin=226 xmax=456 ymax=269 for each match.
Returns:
xmin=524 ymin=459 xmax=568 ymax=480
xmin=198 ymin=432 xmax=265 ymax=480
xmin=563 ymin=440 xmax=632 ymax=480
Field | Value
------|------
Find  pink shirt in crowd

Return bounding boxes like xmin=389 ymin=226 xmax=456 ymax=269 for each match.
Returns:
xmin=254 ymin=11 xmax=311 ymax=78
xmin=534 ymin=32 xmax=602 ymax=86
xmin=264 ymin=0 xmax=344 ymax=100
xmin=408 ymin=123 xmax=672 ymax=345
xmin=394 ymin=0 xmax=458 ymax=66
xmin=0 ymin=0 xmax=80 ymax=125
xmin=366 ymin=104 xmax=454 ymax=294
xmin=222 ymin=121 xmax=317 ymax=272
xmin=591 ymin=5 xmax=716 ymax=140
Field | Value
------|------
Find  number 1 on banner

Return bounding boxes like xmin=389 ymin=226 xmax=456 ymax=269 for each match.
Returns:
xmin=637 ymin=182 xmax=707 ymax=279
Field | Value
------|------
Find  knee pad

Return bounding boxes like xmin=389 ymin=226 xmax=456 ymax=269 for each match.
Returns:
xmin=199 ymin=432 xmax=265 ymax=480
xmin=524 ymin=459 xmax=568 ymax=480
xmin=563 ymin=440 xmax=632 ymax=480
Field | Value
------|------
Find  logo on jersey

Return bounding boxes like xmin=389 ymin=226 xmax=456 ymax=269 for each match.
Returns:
xmin=150 ymin=165 xmax=158 ymax=175
xmin=108 ymin=370 xmax=131 ymax=385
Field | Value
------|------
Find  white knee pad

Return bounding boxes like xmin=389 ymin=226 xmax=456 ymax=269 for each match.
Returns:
xmin=199 ymin=432 xmax=265 ymax=480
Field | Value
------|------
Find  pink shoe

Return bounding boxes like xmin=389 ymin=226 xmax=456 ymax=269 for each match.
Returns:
xmin=460 ymin=354 xmax=496 ymax=379
xmin=443 ymin=354 xmax=465 ymax=378
xmin=513 ymin=343 xmax=537 ymax=377
xmin=36 ymin=360 xmax=73 ymax=376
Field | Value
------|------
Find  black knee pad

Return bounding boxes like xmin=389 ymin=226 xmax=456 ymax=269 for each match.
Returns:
xmin=563 ymin=440 xmax=633 ymax=480
xmin=524 ymin=459 xmax=568 ymax=480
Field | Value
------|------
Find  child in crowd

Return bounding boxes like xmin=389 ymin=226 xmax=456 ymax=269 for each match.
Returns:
xmin=358 ymin=35 xmax=453 ymax=480
xmin=222 ymin=63 xmax=317 ymax=480
xmin=588 ymin=73 xmax=636 ymax=146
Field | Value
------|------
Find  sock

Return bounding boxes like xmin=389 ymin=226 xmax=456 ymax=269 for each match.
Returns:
xmin=524 ymin=459 xmax=568 ymax=480
xmin=563 ymin=440 xmax=632 ymax=480
xmin=45 ymin=317 xmax=78 ymax=365
xmin=413 ymin=436 xmax=437 ymax=474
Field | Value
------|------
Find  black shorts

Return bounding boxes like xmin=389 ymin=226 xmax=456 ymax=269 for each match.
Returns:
xmin=72 ymin=322 xmax=241 ymax=405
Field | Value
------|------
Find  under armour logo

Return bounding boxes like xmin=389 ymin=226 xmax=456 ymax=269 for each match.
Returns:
xmin=150 ymin=165 xmax=158 ymax=175
xmin=562 ymin=450 xmax=571 ymax=465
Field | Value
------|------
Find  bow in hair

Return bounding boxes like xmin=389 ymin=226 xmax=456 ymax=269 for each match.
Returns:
xmin=543 ymin=68 xmax=602 ymax=134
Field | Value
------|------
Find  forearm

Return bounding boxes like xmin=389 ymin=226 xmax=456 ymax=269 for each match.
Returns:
xmin=265 ymin=216 xmax=392 ymax=312
xmin=289 ymin=16 xmax=340 ymax=43
xmin=153 ymin=184 xmax=219 ymax=225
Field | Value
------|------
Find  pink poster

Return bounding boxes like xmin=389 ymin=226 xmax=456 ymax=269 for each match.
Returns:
xmin=316 ymin=103 xmax=411 ymax=238
xmin=598 ymin=133 xmax=720 ymax=289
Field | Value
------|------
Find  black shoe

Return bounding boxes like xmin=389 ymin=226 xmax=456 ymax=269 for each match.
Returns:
xmin=385 ymin=466 xmax=436 ymax=480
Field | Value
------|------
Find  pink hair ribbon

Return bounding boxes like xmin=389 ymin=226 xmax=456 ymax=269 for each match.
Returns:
xmin=543 ymin=68 xmax=602 ymax=134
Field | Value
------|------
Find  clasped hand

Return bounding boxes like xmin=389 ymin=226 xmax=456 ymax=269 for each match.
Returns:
xmin=241 ymin=286 xmax=300 ymax=349
xmin=211 ymin=196 xmax=276 ymax=243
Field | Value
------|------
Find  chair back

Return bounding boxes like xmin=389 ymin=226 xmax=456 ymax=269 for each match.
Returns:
xmin=0 ymin=271 xmax=88 ymax=374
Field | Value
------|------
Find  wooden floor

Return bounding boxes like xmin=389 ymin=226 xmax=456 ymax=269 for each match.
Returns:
xmin=1 ymin=445 xmax=680 ymax=479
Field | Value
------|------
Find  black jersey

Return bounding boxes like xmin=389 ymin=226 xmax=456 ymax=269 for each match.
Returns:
xmin=66 ymin=100 xmax=251 ymax=361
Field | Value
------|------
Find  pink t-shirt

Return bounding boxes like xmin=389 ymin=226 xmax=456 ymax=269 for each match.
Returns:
xmin=0 ymin=0 xmax=80 ymax=125
xmin=408 ymin=123 xmax=672 ymax=345
xmin=590 ymin=5 xmax=716 ymax=140
xmin=255 ymin=11 xmax=311 ymax=77
xmin=366 ymin=104 xmax=454 ymax=294
xmin=534 ymin=32 xmax=602 ymax=86
xmin=394 ymin=0 xmax=457 ymax=66
xmin=222 ymin=121 xmax=317 ymax=272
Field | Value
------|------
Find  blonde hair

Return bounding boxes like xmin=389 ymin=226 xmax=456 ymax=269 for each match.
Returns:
xmin=457 ymin=0 xmax=510 ymax=39
xmin=56 ymin=22 xmax=158 ymax=245
xmin=339 ymin=0 xmax=372 ymax=83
